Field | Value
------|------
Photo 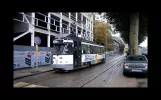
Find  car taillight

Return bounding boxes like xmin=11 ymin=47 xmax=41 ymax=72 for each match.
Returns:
xmin=143 ymin=63 xmax=148 ymax=66
xmin=124 ymin=63 xmax=129 ymax=66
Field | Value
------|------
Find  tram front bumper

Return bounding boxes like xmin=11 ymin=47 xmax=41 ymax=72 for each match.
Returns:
xmin=52 ymin=64 xmax=73 ymax=71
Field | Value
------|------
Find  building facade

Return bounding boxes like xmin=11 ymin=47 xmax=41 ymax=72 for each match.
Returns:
xmin=112 ymin=37 xmax=120 ymax=53
xmin=13 ymin=12 xmax=94 ymax=47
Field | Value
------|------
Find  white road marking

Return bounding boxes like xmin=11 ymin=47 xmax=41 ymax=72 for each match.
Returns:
xmin=24 ymin=84 xmax=47 ymax=88
xmin=14 ymin=82 xmax=30 ymax=87
xmin=14 ymin=82 xmax=47 ymax=88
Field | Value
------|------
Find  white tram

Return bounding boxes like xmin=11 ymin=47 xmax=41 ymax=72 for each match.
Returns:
xmin=52 ymin=34 xmax=106 ymax=71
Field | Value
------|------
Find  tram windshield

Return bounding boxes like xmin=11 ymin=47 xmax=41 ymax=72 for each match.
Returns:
xmin=53 ymin=45 xmax=65 ymax=54
xmin=53 ymin=44 xmax=73 ymax=54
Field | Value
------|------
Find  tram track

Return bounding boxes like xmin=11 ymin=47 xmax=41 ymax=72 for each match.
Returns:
xmin=83 ymin=59 xmax=124 ymax=87
xmin=61 ymin=56 xmax=124 ymax=87
xmin=14 ymin=55 xmax=124 ymax=87
xmin=14 ymin=55 xmax=118 ymax=81
xmin=80 ymin=58 xmax=124 ymax=87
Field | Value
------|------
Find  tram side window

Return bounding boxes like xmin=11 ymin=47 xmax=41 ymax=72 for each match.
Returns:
xmin=82 ymin=44 xmax=87 ymax=54
xmin=95 ymin=47 xmax=98 ymax=54
xmin=102 ymin=47 xmax=104 ymax=53
xmin=95 ymin=46 xmax=98 ymax=54
xmin=100 ymin=47 xmax=102 ymax=53
xmin=100 ymin=47 xmax=104 ymax=53
xmin=92 ymin=46 xmax=96 ymax=54
xmin=90 ymin=45 xmax=94 ymax=54
xmin=98 ymin=47 xmax=101 ymax=54
xmin=94 ymin=46 xmax=98 ymax=54
xmin=82 ymin=44 xmax=85 ymax=54
xmin=87 ymin=45 xmax=91 ymax=54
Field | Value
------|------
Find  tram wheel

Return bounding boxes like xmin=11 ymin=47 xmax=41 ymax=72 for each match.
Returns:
xmin=64 ymin=70 xmax=69 ymax=73
xmin=87 ymin=62 xmax=91 ymax=67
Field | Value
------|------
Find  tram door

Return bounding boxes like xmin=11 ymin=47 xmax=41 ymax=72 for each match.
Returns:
xmin=73 ymin=40 xmax=82 ymax=68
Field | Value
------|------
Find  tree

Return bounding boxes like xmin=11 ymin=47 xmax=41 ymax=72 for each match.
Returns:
xmin=102 ymin=12 xmax=148 ymax=55
xmin=93 ymin=20 xmax=113 ymax=51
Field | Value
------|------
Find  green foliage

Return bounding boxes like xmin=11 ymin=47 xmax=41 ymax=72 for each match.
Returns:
xmin=93 ymin=20 xmax=113 ymax=51
xmin=103 ymin=12 xmax=148 ymax=44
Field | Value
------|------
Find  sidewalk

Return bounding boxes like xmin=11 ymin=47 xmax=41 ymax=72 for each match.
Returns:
xmin=14 ymin=65 xmax=54 ymax=80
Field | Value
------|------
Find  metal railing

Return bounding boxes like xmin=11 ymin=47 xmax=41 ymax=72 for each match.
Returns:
xmin=71 ymin=14 xmax=76 ymax=21
xmin=77 ymin=19 xmax=82 ymax=26
xmin=62 ymin=13 xmax=69 ymax=18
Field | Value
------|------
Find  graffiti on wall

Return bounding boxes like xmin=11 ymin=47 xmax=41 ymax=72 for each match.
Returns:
xmin=14 ymin=51 xmax=51 ymax=69
xmin=31 ymin=51 xmax=51 ymax=67
xmin=13 ymin=51 xmax=32 ymax=69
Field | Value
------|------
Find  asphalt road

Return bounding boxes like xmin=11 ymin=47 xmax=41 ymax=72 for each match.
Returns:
xmin=14 ymin=54 xmax=147 ymax=88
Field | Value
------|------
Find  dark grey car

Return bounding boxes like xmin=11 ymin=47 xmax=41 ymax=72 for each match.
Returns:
xmin=123 ymin=55 xmax=148 ymax=76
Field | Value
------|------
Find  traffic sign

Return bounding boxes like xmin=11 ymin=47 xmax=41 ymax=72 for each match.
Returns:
xmin=34 ymin=36 xmax=41 ymax=45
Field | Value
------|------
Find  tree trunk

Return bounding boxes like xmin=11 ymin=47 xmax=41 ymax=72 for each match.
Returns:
xmin=129 ymin=13 xmax=139 ymax=55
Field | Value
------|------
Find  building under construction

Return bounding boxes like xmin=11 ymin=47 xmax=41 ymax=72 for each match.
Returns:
xmin=13 ymin=12 xmax=93 ymax=47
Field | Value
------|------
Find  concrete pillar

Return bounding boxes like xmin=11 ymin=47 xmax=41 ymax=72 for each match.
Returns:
xmin=76 ymin=13 xmax=78 ymax=37
xmin=31 ymin=12 xmax=35 ymax=46
xmin=47 ymin=13 xmax=51 ymax=47
xmin=89 ymin=20 xmax=91 ymax=41
xmin=47 ymin=34 xmax=50 ymax=47
xmin=60 ymin=13 xmax=62 ymax=33
xmin=69 ymin=13 xmax=71 ymax=34
xmin=86 ymin=18 xmax=88 ymax=40
xmin=91 ymin=21 xmax=93 ymax=41
xmin=81 ymin=14 xmax=83 ymax=38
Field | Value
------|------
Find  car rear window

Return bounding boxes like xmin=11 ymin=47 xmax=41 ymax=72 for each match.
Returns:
xmin=126 ymin=56 xmax=147 ymax=61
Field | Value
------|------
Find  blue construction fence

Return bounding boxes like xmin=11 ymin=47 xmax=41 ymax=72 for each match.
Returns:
xmin=13 ymin=45 xmax=55 ymax=69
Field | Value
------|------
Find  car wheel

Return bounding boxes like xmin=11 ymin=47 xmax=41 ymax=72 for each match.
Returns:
xmin=123 ymin=71 xmax=127 ymax=76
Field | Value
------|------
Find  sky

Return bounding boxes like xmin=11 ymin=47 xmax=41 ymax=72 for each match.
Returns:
xmin=139 ymin=37 xmax=147 ymax=47
xmin=95 ymin=13 xmax=147 ymax=47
